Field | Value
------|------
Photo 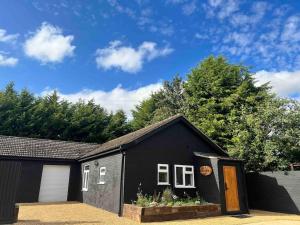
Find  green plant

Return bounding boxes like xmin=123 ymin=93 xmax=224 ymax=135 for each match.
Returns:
xmin=161 ymin=187 xmax=173 ymax=203
xmin=134 ymin=187 xmax=207 ymax=207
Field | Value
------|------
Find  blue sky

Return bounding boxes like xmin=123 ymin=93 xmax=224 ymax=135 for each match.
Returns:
xmin=0 ymin=0 xmax=300 ymax=116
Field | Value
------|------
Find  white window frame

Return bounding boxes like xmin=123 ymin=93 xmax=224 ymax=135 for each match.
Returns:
xmin=82 ymin=165 xmax=90 ymax=191
xmin=174 ymin=165 xmax=195 ymax=188
xmin=157 ymin=164 xmax=170 ymax=185
xmin=98 ymin=167 xmax=106 ymax=185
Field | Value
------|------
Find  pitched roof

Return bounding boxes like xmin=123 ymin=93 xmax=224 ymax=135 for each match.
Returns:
xmin=80 ymin=114 xmax=228 ymax=160
xmin=0 ymin=115 xmax=228 ymax=161
xmin=0 ymin=135 xmax=100 ymax=160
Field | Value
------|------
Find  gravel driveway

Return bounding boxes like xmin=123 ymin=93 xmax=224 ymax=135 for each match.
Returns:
xmin=16 ymin=202 xmax=300 ymax=225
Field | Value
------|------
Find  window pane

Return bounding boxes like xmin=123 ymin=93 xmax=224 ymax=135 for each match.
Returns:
xmin=159 ymin=172 xmax=167 ymax=183
xmin=85 ymin=173 xmax=89 ymax=189
xmin=99 ymin=175 xmax=105 ymax=183
xmin=82 ymin=175 xmax=86 ymax=188
xmin=159 ymin=166 xmax=167 ymax=170
xmin=176 ymin=167 xmax=183 ymax=185
xmin=100 ymin=167 xmax=106 ymax=174
xmin=185 ymin=173 xmax=192 ymax=186
xmin=185 ymin=167 xmax=192 ymax=172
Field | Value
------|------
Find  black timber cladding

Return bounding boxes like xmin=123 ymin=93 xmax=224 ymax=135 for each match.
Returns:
xmin=195 ymin=157 xmax=221 ymax=204
xmin=80 ymin=114 xmax=228 ymax=160
xmin=15 ymin=159 xmax=81 ymax=203
xmin=123 ymin=121 xmax=227 ymax=203
xmin=81 ymin=153 xmax=123 ymax=213
xmin=0 ymin=160 xmax=21 ymax=224
xmin=247 ymin=171 xmax=300 ymax=214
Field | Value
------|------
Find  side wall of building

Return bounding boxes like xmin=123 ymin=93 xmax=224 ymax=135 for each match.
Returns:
xmin=16 ymin=160 xmax=80 ymax=203
xmin=124 ymin=122 xmax=224 ymax=204
xmin=81 ymin=153 xmax=123 ymax=214
xmin=195 ymin=158 xmax=221 ymax=204
xmin=0 ymin=160 xmax=21 ymax=224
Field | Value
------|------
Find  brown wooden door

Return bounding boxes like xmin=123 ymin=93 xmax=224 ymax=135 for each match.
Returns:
xmin=223 ymin=166 xmax=240 ymax=212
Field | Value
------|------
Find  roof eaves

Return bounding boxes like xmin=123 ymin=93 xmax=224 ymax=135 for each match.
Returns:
xmin=78 ymin=145 xmax=123 ymax=162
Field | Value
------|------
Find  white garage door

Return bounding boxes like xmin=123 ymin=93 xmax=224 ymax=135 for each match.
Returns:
xmin=38 ymin=165 xmax=71 ymax=202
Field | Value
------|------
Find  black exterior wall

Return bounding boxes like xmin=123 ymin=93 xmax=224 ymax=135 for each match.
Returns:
xmin=15 ymin=159 xmax=80 ymax=203
xmin=81 ymin=153 xmax=123 ymax=214
xmin=195 ymin=157 xmax=221 ymax=204
xmin=0 ymin=160 xmax=21 ymax=224
xmin=124 ymin=122 xmax=228 ymax=204
xmin=246 ymin=171 xmax=300 ymax=214
xmin=218 ymin=160 xmax=249 ymax=214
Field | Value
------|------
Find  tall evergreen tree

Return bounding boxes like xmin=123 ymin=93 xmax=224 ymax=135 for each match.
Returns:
xmin=0 ymin=84 xmax=131 ymax=144
xmin=184 ymin=56 xmax=271 ymax=149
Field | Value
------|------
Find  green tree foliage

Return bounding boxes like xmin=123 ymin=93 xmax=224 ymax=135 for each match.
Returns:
xmin=131 ymin=56 xmax=300 ymax=171
xmin=105 ymin=110 xmax=132 ymax=140
xmin=229 ymin=98 xmax=300 ymax=171
xmin=152 ymin=75 xmax=185 ymax=123
xmin=131 ymin=96 xmax=158 ymax=130
xmin=131 ymin=76 xmax=185 ymax=129
xmin=0 ymin=83 xmax=131 ymax=143
xmin=184 ymin=56 xmax=271 ymax=149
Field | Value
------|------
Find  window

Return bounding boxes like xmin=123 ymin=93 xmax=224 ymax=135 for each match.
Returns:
xmin=157 ymin=164 xmax=169 ymax=185
xmin=82 ymin=165 xmax=90 ymax=191
xmin=98 ymin=167 xmax=106 ymax=184
xmin=174 ymin=165 xmax=195 ymax=188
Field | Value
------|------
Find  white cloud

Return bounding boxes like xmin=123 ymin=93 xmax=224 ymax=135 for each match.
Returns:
xmin=201 ymin=0 xmax=300 ymax=70
xmin=107 ymin=0 xmax=136 ymax=18
xmin=0 ymin=29 xmax=18 ymax=43
xmin=195 ymin=33 xmax=209 ymax=40
xmin=182 ymin=1 xmax=197 ymax=15
xmin=24 ymin=22 xmax=75 ymax=63
xmin=254 ymin=70 xmax=300 ymax=97
xmin=166 ymin=0 xmax=187 ymax=4
xmin=0 ymin=53 xmax=18 ymax=67
xmin=203 ymin=0 xmax=239 ymax=20
xmin=217 ymin=0 xmax=239 ymax=19
xmin=95 ymin=41 xmax=173 ymax=73
xmin=281 ymin=15 xmax=300 ymax=42
xmin=230 ymin=2 xmax=268 ymax=27
xmin=41 ymin=82 xmax=162 ymax=118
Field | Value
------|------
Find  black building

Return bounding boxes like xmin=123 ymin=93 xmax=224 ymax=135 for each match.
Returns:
xmin=0 ymin=115 xmax=248 ymax=223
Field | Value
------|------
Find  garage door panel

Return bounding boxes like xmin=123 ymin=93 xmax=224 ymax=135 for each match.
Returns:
xmin=38 ymin=165 xmax=70 ymax=202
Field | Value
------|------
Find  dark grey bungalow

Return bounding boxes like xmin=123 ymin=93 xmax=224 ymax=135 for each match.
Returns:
xmin=0 ymin=115 xmax=248 ymax=223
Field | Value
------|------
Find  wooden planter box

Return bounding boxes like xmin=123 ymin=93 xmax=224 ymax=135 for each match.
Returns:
xmin=122 ymin=203 xmax=221 ymax=223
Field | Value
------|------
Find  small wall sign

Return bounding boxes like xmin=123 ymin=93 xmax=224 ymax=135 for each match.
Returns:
xmin=200 ymin=166 xmax=213 ymax=176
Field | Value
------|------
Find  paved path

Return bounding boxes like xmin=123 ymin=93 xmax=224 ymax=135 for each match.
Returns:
xmin=17 ymin=202 xmax=300 ymax=225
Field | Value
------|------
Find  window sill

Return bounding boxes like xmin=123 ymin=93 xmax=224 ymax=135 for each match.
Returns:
xmin=174 ymin=186 xmax=196 ymax=189
xmin=157 ymin=183 xmax=170 ymax=186
xmin=97 ymin=182 xmax=105 ymax=185
xmin=82 ymin=189 xmax=88 ymax=192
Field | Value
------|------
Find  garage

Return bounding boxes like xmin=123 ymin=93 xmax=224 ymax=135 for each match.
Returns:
xmin=38 ymin=165 xmax=71 ymax=202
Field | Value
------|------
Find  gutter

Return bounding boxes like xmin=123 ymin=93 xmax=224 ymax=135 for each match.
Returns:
xmin=118 ymin=149 xmax=126 ymax=217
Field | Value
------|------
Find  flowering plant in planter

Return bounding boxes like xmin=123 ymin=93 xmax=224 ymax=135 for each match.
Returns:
xmin=134 ymin=185 xmax=207 ymax=207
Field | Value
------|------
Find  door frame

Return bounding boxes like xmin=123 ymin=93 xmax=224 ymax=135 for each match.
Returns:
xmin=218 ymin=159 xmax=249 ymax=214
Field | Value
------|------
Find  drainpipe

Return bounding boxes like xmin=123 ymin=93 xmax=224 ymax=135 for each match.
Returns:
xmin=118 ymin=148 xmax=126 ymax=217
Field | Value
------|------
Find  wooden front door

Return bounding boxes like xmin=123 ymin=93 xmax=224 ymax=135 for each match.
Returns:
xmin=223 ymin=166 xmax=240 ymax=212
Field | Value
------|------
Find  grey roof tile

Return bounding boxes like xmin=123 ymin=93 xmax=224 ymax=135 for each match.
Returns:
xmin=0 ymin=135 xmax=100 ymax=160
